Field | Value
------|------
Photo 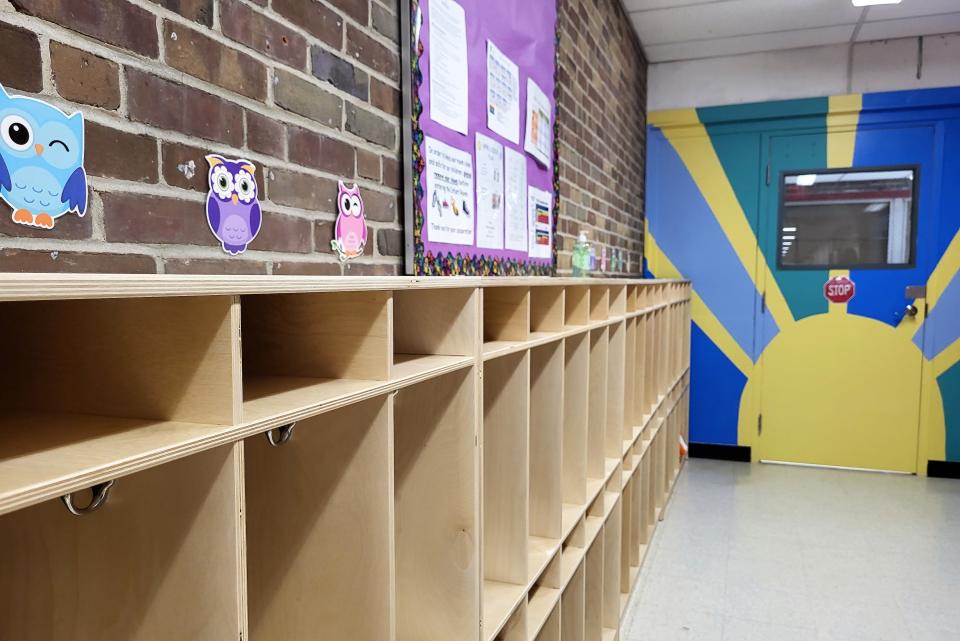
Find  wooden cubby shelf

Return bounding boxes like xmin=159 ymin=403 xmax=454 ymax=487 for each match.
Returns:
xmin=0 ymin=275 xmax=690 ymax=641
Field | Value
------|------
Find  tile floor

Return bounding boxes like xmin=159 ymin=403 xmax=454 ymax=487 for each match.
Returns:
xmin=621 ymin=459 xmax=960 ymax=641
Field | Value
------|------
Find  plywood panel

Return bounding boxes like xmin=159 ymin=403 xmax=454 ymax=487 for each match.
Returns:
xmin=606 ymin=322 xmax=626 ymax=459
xmin=530 ymin=343 xmax=563 ymax=540
xmin=242 ymin=291 xmax=391 ymax=381
xmin=563 ymin=334 xmax=589 ymax=505
xmin=395 ymin=368 xmax=478 ymax=641
xmin=0 ymin=445 xmax=242 ymax=641
xmin=602 ymin=500 xmax=622 ymax=630
xmin=0 ymin=296 xmax=237 ymax=425
xmin=589 ymin=286 xmax=608 ymax=321
xmin=245 ymin=397 xmax=392 ymax=641
xmin=584 ymin=537 xmax=603 ymax=641
xmin=565 ymin=286 xmax=589 ymax=326
xmin=561 ymin=562 xmax=585 ymax=641
xmin=530 ymin=287 xmax=565 ymax=332
xmin=587 ymin=329 xmax=608 ymax=480
xmin=484 ymin=287 xmax=530 ymax=342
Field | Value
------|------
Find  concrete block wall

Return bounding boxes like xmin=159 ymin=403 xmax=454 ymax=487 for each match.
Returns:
xmin=0 ymin=0 xmax=403 ymax=275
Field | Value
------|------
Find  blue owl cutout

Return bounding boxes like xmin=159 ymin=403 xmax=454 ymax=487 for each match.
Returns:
xmin=0 ymin=84 xmax=87 ymax=230
xmin=205 ymin=155 xmax=262 ymax=255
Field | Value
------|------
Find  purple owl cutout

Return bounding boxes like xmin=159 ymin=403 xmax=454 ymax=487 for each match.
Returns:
xmin=205 ymin=155 xmax=262 ymax=255
xmin=331 ymin=181 xmax=367 ymax=262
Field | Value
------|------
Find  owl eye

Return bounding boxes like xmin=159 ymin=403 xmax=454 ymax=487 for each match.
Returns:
xmin=235 ymin=171 xmax=256 ymax=203
xmin=1 ymin=115 xmax=33 ymax=152
xmin=350 ymin=196 xmax=362 ymax=215
xmin=340 ymin=195 xmax=352 ymax=212
xmin=211 ymin=165 xmax=234 ymax=199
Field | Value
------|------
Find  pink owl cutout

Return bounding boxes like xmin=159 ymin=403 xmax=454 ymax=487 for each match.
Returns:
xmin=331 ymin=181 xmax=367 ymax=262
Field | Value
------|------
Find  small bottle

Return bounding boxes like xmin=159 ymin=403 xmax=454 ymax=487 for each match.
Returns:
xmin=572 ymin=232 xmax=589 ymax=277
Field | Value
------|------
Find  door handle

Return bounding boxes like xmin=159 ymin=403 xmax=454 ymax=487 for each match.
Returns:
xmin=904 ymin=304 xmax=919 ymax=318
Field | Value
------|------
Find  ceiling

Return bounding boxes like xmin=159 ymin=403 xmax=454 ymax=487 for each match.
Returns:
xmin=626 ymin=0 xmax=960 ymax=63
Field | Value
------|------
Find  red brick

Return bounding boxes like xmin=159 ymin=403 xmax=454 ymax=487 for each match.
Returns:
xmin=50 ymin=43 xmax=121 ymax=110
xmin=272 ymin=260 xmax=341 ymax=275
xmin=343 ymin=262 xmax=399 ymax=275
xmin=0 ymin=248 xmax=156 ymax=273
xmin=376 ymin=228 xmax=402 ymax=256
xmin=0 ymin=200 xmax=92 ymax=240
xmin=273 ymin=70 xmax=342 ymax=128
xmin=357 ymin=149 xmax=380 ymax=181
xmin=381 ymin=156 xmax=400 ymax=189
xmin=267 ymin=168 xmax=338 ymax=212
xmin=345 ymin=103 xmax=396 ymax=148
xmin=371 ymin=3 xmax=399 ymax=43
xmin=313 ymin=219 xmax=335 ymax=254
xmin=273 ymin=0 xmax=342 ymax=48
xmin=164 ymin=257 xmax=268 ymax=274
xmin=127 ymin=69 xmax=244 ymax=147
xmin=328 ymin=0 xmax=369 ymax=24
xmin=246 ymin=111 xmax=286 ymax=159
xmin=346 ymin=25 xmax=399 ymax=81
xmin=0 ymin=22 xmax=42 ymax=92
xmin=287 ymin=126 xmax=356 ymax=174
xmin=248 ymin=211 xmax=313 ymax=253
xmin=161 ymin=142 xmax=210 ymax=193
xmin=370 ymin=77 xmax=400 ymax=115
xmin=360 ymin=188 xmax=397 ymax=222
xmin=163 ymin=21 xmax=267 ymax=100
xmin=86 ymin=122 xmax=158 ymax=182
xmin=102 ymin=192 xmax=216 ymax=246
xmin=148 ymin=0 xmax=213 ymax=26
xmin=221 ymin=0 xmax=307 ymax=69
xmin=10 ymin=0 xmax=159 ymax=58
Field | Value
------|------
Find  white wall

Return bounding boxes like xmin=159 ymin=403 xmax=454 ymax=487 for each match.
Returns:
xmin=648 ymin=32 xmax=960 ymax=111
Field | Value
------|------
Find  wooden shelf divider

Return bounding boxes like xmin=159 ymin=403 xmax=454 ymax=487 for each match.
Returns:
xmin=0 ymin=275 xmax=690 ymax=641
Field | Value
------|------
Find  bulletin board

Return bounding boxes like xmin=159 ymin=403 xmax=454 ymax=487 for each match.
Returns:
xmin=401 ymin=0 xmax=558 ymax=275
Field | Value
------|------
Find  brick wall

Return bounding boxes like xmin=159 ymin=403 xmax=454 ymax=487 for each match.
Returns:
xmin=555 ymin=0 xmax=647 ymax=276
xmin=0 ymin=0 xmax=402 ymax=275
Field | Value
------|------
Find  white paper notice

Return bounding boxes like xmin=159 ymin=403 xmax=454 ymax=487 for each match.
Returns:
xmin=428 ymin=0 xmax=469 ymax=135
xmin=504 ymin=148 xmax=527 ymax=252
xmin=425 ymin=136 xmax=475 ymax=246
xmin=486 ymin=41 xmax=520 ymax=144
xmin=523 ymin=78 xmax=552 ymax=167
xmin=527 ymin=186 xmax=552 ymax=259
xmin=475 ymin=133 xmax=504 ymax=250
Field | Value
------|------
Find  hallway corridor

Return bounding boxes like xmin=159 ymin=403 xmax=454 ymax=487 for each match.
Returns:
xmin=621 ymin=460 xmax=960 ymax=641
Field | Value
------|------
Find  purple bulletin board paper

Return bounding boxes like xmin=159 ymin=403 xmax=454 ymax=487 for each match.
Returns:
xmin=414 ymin=0 xmax=557 ymax=275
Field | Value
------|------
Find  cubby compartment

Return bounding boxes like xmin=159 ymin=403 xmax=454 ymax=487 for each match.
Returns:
xmin=245 ymin=397 xmax=392 ymax=641
xmin=563 ymin=333 xmax=589 ymax=507
xmin=626 ymin=286 xmax=638 ymax=313
xmin=240 ymin=291 xmax=391 ymax=423
xmin=0 ymin=444 xmax=242 ymax=641
xmin=589 ymin=285 xmax=609 ymax=321
xmin=484 ymin=350 xmax=530 ymax=638
xmin=495 ymin=601 xmax=527 ymax=641
xmin=565 ymin=285 xmax=590 ymax=326
xmin=602 ymin=499 xmax=622 ymax=634
xmin=530 ymin=342 xmax=563 ymax=542
xmin=532 ymin=601 xmax=561 ymax=641
xmin=608 ymin=285 xmax=627 ymax=316
xmin=587 ymin=328 xmax=608 ymax=481
xmin=484 ymin=287 xmax=531 ymax=354
xmin=562 ymin=561 xmax=586 ymax=641
xmin=606 ymin=321 xmax=626 ymax=458
xmin=634 ymin=315 xmax=648 ymax=424
xmin=584 ymin=535 xmax=604 ymax=641
xmin=530 ymin=286 xmax=565 ymax=334
xmin=0 ymin=295 xmax=238 ymax=513
xmin=393 ymin=287 xmax=478 ymax=379
xmin=528 ymin=576 xmax=561 ymax=640
xmin=395 ymin=368 xmax=479 ymax=641
xmin=624 ymin=318 xmax=638 ymax=438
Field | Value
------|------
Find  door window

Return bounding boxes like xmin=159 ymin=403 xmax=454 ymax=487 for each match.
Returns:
xmin=778 ymin=168 xmax=917 ymax=269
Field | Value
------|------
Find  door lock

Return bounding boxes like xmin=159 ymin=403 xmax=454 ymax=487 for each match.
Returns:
xmin=905 ymin=304 xmax=919 ymax=317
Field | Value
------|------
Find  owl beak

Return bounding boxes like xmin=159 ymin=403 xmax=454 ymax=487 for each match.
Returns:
xmin=231 ymin=194 xmax=239 ymax=205
xmin=34 ymin=144 xmax=44 ymax=156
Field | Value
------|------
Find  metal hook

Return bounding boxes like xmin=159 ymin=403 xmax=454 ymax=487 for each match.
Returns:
xmin=265 ymin=422 xmax=297 ymax=447
xmin=61 ymin=480 xmax=115 ymax=516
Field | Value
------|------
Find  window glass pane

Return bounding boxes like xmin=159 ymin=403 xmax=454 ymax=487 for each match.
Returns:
xmin=779 ymin=169 xmax=915 ymax=269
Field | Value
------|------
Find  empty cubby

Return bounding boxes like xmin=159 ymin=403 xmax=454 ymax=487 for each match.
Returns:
xmin=589 ymin=285 xmax=609 ymax=321
xmin=0 ymin=444 xmax=242 ymax=641
xmin=624 ymin=318 xmax=637 ymax=434
xmin=495 ymin=601 xmax=527 ymax=641
xmin=605 ymin=322 xmax=626 ymax=459
xmin=626 ymin=286 xmax=638 ymax=313
xmin=563 ymin=333 xmax=589 ymax=506
xmin=587 ymin=328 xmax=608 ymax=481
xmin=393 ymin=287 xmax=478 ymax=378
xmin=395 ymin=368 xmax=479 ymax=641
xmin=584 ymin=534 xmax=603 ymax=641
xmin=533 ymin=601 xmax=561 ymax=641
xmin=602 ymin=499 xmax=622 ymax=633
xmin=528 ymin=582 xmax=561 ymax=641
xmin=530 ymin=286 xmax=565 ymax=333
xmin=562 ymin=561 xmax=586 ymax=641
xmin=564 ymin=285 xmax=589 ymax=325
xmin=245 ymin=396 xmax=392 ymax=641
xmin=484 ymin=286 xmax=530 ymax=347
xmin=634 ymin=316 xmax=647 ymax=424
xmin=530 ymin=342 xmax=564 ymax=542
xmin=240 ymin=291 xmax=391 ymax=423
xmin=0 ymin=295 xmax=237 ymax=512
xmin=609 ymin=285 xmax=627 ymax=316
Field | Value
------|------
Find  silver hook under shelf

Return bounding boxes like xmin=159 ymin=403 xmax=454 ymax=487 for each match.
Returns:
xmin=265 ymin=422 xmax=297 ymax=447
xmin=61 ymin=480 xmax=115 ymax=516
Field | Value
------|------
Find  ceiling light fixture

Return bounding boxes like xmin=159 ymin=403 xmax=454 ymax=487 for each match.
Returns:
xmin=796 ymin=174 xmax=817 ymax=187
xmin=852 ymin=0 xmax=902 ymax=6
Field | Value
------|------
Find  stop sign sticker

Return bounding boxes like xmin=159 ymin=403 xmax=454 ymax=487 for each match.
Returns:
xmin=824 ymin=275 xmax=856 ymax=303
